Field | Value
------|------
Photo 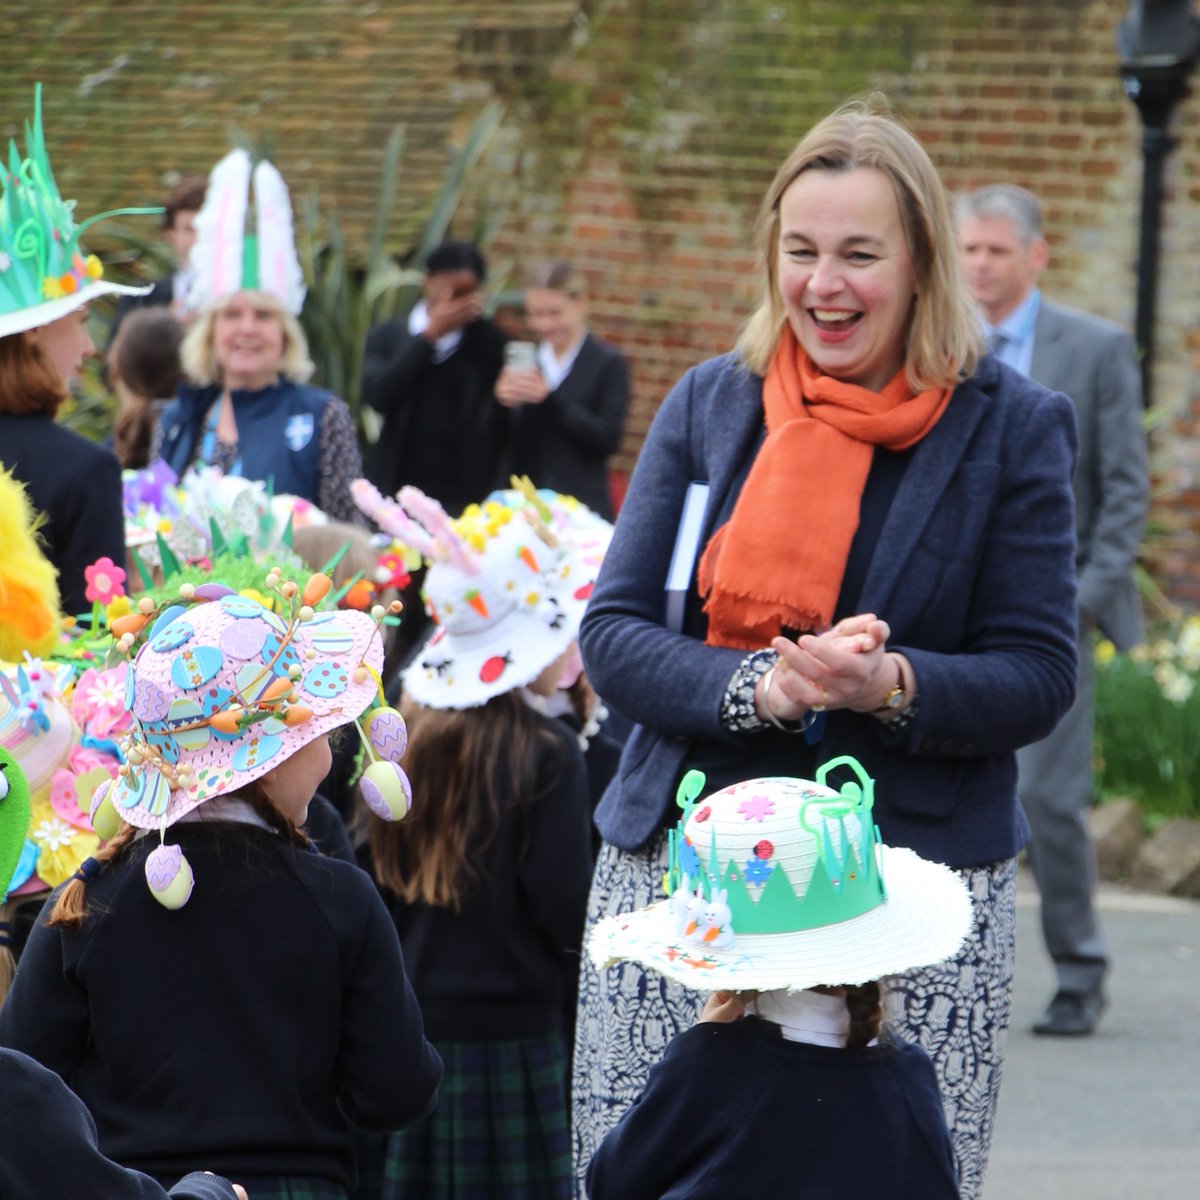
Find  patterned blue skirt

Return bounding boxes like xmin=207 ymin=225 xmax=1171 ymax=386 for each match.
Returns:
xmin=571 ymin=835 xmax=1016 ymax=1200
xmin=383 ymin=1034 xmax=572 ymax=1200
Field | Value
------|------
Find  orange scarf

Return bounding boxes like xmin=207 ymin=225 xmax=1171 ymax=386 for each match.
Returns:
xmin=698 ymin=326 xmax=951 ymax=649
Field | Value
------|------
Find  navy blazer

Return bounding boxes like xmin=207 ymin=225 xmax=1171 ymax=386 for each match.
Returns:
xmin=0 ymin=413 xmax=126 ymax=619
xmin=510 ymin=333 xmax=630 ymax=519
xmin=579 ymin=352 xmax=1079 ymax=868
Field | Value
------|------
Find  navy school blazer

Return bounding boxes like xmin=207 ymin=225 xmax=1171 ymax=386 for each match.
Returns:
xmin=579 ymin=352 xmax=1079 ymax=869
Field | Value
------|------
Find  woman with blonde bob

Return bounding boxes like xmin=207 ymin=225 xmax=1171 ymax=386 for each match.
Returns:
xmin=155 ymin=150 xmax=364 ymax=524
xmin=573 ymin=96 xmax=1079 ymax=1200
xmin=156 ymin=288 xmax=363 ymax=523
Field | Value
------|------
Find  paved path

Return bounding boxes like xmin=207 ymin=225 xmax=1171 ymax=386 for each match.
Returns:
xmin=984 ymin=872 xmax=1200 ymax=1199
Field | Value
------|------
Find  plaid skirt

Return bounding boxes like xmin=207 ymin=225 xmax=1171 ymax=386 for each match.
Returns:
xmin=382 ymin=1034 xmax=572 ymax=1200
xmin=175 ymin=1177 xmax=347 ymax=1199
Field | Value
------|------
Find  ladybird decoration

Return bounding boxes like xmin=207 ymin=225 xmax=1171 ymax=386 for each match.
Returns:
xmin=479 ymin=652 xmax=512 ymax=685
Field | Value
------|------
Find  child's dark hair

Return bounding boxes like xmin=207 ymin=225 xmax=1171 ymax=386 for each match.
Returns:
xmin=844 ymin=981 xmax=883 ymax=1048
xmin=47 ymin=780 xmax=308 ymax=930
xmin=366 ymin=691 xmax=561 ymax=910
xmin=109 ymin=309 xmax=184 ymax=468
xmin=163 ymin=175 xmax=207 ymax=230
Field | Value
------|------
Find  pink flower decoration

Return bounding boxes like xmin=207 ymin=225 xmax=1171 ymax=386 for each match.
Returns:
xmin=738 ymin=793 xmax=775 ymax=822
xmin=84 ymin=557 xmax=126 ymax=605
xmin=72 ymin=664 xmax=132 ymax=738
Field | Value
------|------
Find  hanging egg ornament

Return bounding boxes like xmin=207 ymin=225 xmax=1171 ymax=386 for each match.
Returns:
xmin=89 ymin=779 xmax=122 ymax=841
xmin=359 ymin=760 xmax=413 ymax=822
xmin=145 ymin=843 xmax=195 ymax=910
xmin=362 ymin=706 xmax=408 ymax=764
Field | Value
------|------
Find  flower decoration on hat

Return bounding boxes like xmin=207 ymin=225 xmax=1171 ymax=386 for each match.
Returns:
xmin=0 ymin=85 xmax=160 ymax=340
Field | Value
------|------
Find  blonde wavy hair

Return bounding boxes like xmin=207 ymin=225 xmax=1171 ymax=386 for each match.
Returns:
xmin=181 ymin=289 xmax=315 ymax=387
xmin=736 ymin=96 xmax=981 ymax=392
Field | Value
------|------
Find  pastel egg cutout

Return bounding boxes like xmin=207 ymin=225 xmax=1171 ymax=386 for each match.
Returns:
xmin=232 ymin=734 xmax=283 ymax=772
xmin=149 ymin=615 xmax=194 ymax=652
xmin=141 ymin=772 xmax=172 ymax=818
xmin=219 ymin=619 xmax=269 ymax=661
xmin=145 ymin=844 xmax=194 ymax=910
xmin=194 ymin=583 xmax=236 ymax=601
xmin=235 ymin=662 xmax=276 ymax=704
xmin=89 ymin=779 xmax=122 ymax=841
xmin=363 ymin=707 xmax=408 ymax=765
xmin=171 ymin=645 xmax=224 ymax=690
xmin=168 ymin=698 xmax=211 ymax=752
xmin=302 ymin=663 xmax=350 ymax=699
xmin=260 ymin=633 xmax=302 ymax=677
xmin=144 ymin=724 xmax=181 ymax=766
xmin=134 ymin=679 xmax=171 ymax=723
xmin=306 ymin=619 xmax=355 ymax=655
xmin=219 ymin=594 xmax=266 ymax=619
xmin=360 ymin=760 xmax=412 ymax=822
xmin=123 ymin=665 xmax=137 ymax=711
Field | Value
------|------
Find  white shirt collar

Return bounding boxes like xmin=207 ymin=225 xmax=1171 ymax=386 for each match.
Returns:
xmin=537 ymin=333 xmax=586 ymax=390
xmin=746 ymin=987 xmax=872 ymax=1048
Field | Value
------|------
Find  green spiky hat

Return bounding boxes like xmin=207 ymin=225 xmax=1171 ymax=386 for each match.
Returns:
xmin=0 ymin=85 xmax=157 ymax=339
xmin=589 ymin=758 xmax=973 ymax=993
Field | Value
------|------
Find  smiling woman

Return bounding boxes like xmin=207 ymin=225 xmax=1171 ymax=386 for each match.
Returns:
xmin=572 ymin=95 xmax=1080 ymax=1200
xmin=153 ymin=151 xmax=364 ymax=524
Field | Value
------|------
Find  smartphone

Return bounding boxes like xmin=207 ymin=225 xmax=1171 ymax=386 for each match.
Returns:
xmin=504 ymin=341 xmax=538 ymax=371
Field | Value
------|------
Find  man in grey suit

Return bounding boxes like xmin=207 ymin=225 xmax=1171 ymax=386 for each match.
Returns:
xmin=958 ymin=184 xmax=1149 ymax=1036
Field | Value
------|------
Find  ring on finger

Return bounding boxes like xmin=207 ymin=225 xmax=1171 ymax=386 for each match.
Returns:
xmin=810 ymin=685 xmax=829 ymax=714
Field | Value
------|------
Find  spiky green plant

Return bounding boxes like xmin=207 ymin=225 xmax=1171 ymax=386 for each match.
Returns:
xmin=297 ymin=101 xmax=507 ymax=440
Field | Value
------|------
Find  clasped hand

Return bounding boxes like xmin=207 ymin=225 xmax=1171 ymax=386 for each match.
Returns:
xmin=755 ymin=613 xmax=896 ymax=723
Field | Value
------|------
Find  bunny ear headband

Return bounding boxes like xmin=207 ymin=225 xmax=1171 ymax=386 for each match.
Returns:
xmin=351 ymin=481 xmax=588 ymax=709
xmin=186 ymin=148 xmax=306 ymax=316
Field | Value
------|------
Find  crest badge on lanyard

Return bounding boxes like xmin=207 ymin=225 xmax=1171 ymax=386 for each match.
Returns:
xmin=284 ymin=413 xmax=315 ymax=452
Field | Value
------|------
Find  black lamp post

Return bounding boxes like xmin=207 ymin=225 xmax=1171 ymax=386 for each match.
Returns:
xmin=1117 ymin=1 xmax=1200 ymax=407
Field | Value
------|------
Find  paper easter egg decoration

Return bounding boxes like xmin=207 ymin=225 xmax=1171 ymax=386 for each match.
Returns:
xmin=89 ymin=778 xmax=122 ymax=842
xmin=360 ymin=759 xmax=412 ymax=822
xmin=145 ymin=843 xmax=194 ymax=910
xmin=362 ymin=706 xmax=407 ymax=765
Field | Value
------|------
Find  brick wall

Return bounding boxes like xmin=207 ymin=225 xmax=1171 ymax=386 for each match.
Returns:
xmin=6 ymin=0 xmax=1198 ymax=602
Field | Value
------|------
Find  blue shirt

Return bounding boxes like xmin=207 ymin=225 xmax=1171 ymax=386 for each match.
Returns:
xmin=983 ymin=287 xmax=1040 ymax=376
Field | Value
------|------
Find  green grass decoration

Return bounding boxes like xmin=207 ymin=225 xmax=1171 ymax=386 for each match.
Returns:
xmin=666 ymin=755 xmax=886 ymax=936
xmin=155 ymin=532 xmax=182 ymax=580
xmin=208 ymin=518 xmax=229 ymax=559
xmin=0 ymin=84 xmax=162 ymax=320
xmin=131 ymin=549 xmax=154 ymax=591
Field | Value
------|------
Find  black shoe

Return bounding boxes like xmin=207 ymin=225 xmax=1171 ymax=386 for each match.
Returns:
xmin=1032 ymin=989 xmax=1106 ymax=1037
